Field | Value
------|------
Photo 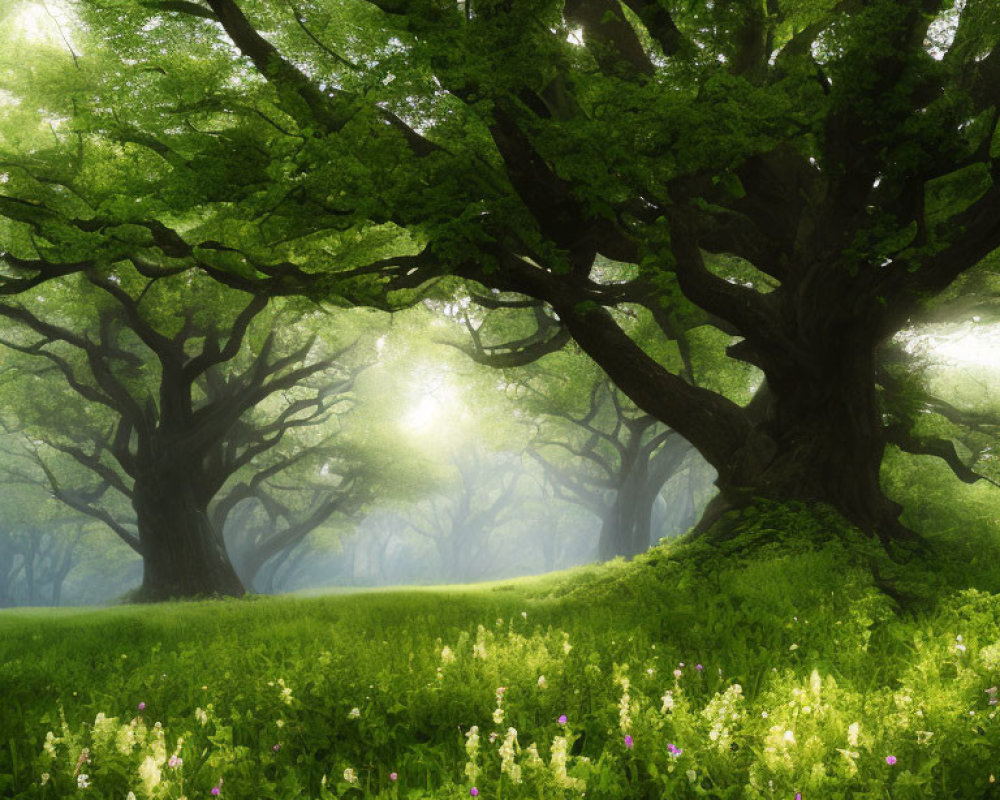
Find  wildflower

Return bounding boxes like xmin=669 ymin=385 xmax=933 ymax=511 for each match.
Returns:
xmin=783 ymin=730 xmax=796 ymax=745
xmin=211 ymin=788 xmax=220 ymax=796
xmin=521 ymin=611 xmax=527 ymax=619
xmin=195 ymin=708 xmax=208 ymax=725
xmin=667 ymin=743 xmax=682 ymax=757
xmin=272 ymin=744 xmax=281 ymax=752
xmin=40 ymin=773 xmax=50 ymax=786
xmin=77 ymin=773 xmax=90 ymax=789
xmin=686 ymin=769 xmax=697 ymax=783
xmin=562 ymin=633 xmax=572 ymax=655
xmin=549 ymin=735 xmax=584 ymax=790
xmin=673 ymin=669 xmax=683 ymax=678
xmin=661 ymin=692 xmax=674 ymax=713
xmin=695 ymin=664 xmax=704 ymax=672
xmin=465 ymin=726 xmax=480 ymax=782
xmin=885 ymin=755 xmax=897 ymax=766
xmin=168 ymin=755 xmax=183 ymax=768
xmin=137 ymin=702 xmax=146 ymax=712
xmin=558 ymin=714 xmax=567 ymax=725
xmin=618 ymin=674 xmax=632 ymax=732
xmin=493 ymin=707 xmax=505 ymax=724
xmin=470 ymin=788 xmax=479 ymax=797
xmin=441 ymin=645 xmax=455 ymax=664
xmin=987 ymin=687 xmax=999 ymax=706
xmin=126 ymin=793 xmax=136 ymax=800
xmin=796 ymin=794 xmax=802 ymax=800
xmin=348 ymin=707 xmax=361 ymax=719
xmin=43 ymin=731 xmax=57 ymax=757
xmin=499 ymin=727 xmax=522 ymax=783
xmin=624 ymin=735 xmax=634 ymax=749
xmin=390 ymin=772 xmax=398 ymax=781
xmin=538 ymin=675 xmax=548 ymax=689
xmin=847 ymin=722 xmax=860 ymax=748
xmin=139 ymin=757 xmax=161 ymax=793
xmin=344 ymin=768 xmax=358 ymax=784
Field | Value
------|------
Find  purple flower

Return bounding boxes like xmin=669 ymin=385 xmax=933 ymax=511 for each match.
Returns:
xmin=137 ymin=702 xmax=146 ymax=711
xmin=211 ymin=789 xmax=221 ymax=797
xmin=389 ymin=772 xmax=398 ymax=781
xmin=667 ymin=743 xmax=682 ymax=757
xmin=470 ymin=788 xmax=479 ymax=797
xmin=624 ymin=735 xmax=634 ymax=749
xmin=695 ymin=664 xmax=704 ymax=672
xmin=558 ymin=714 xmax=567 ymax=725
xmin=795 ymin=794 xmax=802 ymax=800
xmin=885 ymin=755 xmax=897 ymax=766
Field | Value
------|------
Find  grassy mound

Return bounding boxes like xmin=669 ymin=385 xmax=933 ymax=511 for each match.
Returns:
xmin=4 ymin=502 xmax=1000 ymax=798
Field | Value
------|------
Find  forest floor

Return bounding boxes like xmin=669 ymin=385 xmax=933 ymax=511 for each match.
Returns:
xmin=4 ymin=501 xmax=1000 ymax=799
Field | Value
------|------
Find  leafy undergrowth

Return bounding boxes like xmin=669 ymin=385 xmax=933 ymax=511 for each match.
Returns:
xmin=5 ymin=503 xmax=1000 ymax=798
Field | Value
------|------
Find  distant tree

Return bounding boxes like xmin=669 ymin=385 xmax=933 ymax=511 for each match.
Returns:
xmin=523 ymin=375 xmax=695 ymax=559
xmin=407 ymin=447 xmax=524 ymax=582
xmin=0 ymin=269 xmax=374 ymax=601
xmin=218 ymin=447 xmax=371 ymax=593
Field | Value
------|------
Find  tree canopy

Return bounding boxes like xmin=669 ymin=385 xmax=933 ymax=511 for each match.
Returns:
xmin=2 ymin=0 xmax=1000 ymax=547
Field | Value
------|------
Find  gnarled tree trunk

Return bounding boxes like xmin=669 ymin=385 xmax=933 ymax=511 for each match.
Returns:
xmin=133 ymin=476 xmax=244 ymax=602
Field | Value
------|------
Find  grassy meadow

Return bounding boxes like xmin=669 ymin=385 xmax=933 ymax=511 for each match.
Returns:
xmin=5 ymin=502 xmax=1000 ymax=799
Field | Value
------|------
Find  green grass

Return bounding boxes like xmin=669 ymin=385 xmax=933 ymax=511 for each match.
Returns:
xmin=5 ymin=501 xmax=1000 ymax=799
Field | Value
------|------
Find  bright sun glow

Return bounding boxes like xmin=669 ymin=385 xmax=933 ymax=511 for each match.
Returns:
xmin=10 ymin=0 xmax=77 ymax=49
xmin=899 ymin=321 xmax=1000 ymax=368
xmin=402 ymin=372 xmax=462 ymax=434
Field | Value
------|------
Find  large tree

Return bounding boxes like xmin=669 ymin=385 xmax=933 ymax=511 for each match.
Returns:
xmin=2 ymin=0 xmax=1000 ymax=543
xmin=0 ymin=268 xmax=370 ymax=600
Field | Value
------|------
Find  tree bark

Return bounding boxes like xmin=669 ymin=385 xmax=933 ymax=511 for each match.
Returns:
xmin=703 ymin=327 xmax=915 ymax=544
xmin=133 ymin=475 xmax=244 ymax=602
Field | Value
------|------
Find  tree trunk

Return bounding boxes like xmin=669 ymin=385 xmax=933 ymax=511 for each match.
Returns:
xmin=705 ymin=341 xmax=914 ymax=544
xmin=133 ymin=477 xmax=245 ymax=602
xmin=598 ymin=461 xmax=656 ymax=560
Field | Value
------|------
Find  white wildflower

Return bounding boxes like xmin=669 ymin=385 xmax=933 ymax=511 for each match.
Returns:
xmin=537 ymin=675 xmax=548 ymax=690
xmin=77 ymin=773 xmax=90 ymax=789
xmin=549 ymin=735 xmax=584 ymax=790
xmin=465 ymin=726 xmax=480 ymax=782
xmin=440 ymin=645 xmax=455 ymax=664
xmin=195 ymin=707 xmax=208 ymax=726
xmin=343 ymin=768 xmax=358 ymax=784
xmin=847 ymin=722 xmax=860 ymax=748
xmin=499 ymin=727 xmax=521 ymax=783
xmin=348 ymin=707 xmax=361 ymax=719
xmin=139 ymin=756 xmax=161 ymax=793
